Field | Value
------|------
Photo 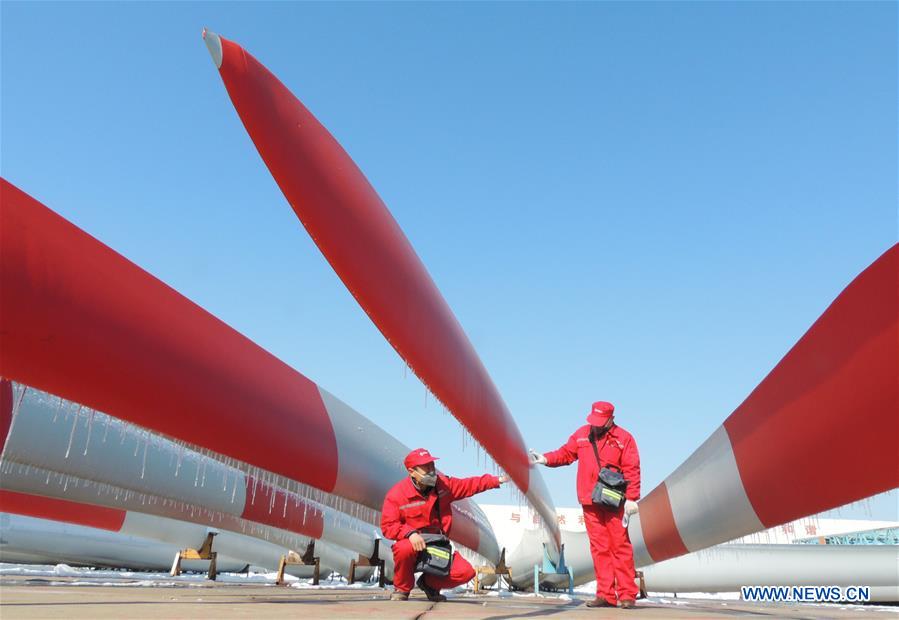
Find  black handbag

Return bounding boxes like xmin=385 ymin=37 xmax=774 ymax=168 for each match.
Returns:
xmin=590 ymin=434 xmax=628 ymax=510
xmin=414 ymin=533 xmax=453 ymax=577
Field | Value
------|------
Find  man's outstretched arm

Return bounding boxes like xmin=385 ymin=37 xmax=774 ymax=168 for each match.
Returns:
xmin=445 ymin=473 xmax=505 ymax=500
xmin=541 ymin=432 xmax=579 ymax=467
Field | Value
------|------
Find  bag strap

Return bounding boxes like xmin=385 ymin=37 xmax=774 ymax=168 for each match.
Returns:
xmin=589 ymin=431 xmax=603 ymax=476
xmin=590 ymin=430 xmax=617 ymax=474
xmin=433 ymin=485 xmax=445 ymax=536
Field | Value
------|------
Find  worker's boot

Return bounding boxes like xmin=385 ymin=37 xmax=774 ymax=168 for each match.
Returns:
xmin=417 ymin=575 xmax=447 ymax=602
xmin=390 ymin=590 xmax=410 ymax=601
xmin=585 ymin=597 xmax=616 ymax=607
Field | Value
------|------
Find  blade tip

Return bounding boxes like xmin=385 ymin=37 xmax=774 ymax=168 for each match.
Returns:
xmin=202 ymin=28 xmax=223 ymax=69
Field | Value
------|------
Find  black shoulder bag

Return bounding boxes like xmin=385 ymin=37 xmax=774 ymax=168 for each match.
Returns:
xmin=414 ymin=491 xmax=453 ymax=577
xmin=590 ymin=433 xmax=628 ymax=510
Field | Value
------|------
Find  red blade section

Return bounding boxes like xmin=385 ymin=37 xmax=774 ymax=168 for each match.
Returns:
xmin=207 ymin=32 xmax=556 ymax=540
xmin=0 ymin=179 xmax=338 ymax=492
xmin=724 ymin=243 xmax=899 ymax=525
xmin=636 ymin=483 xmax=689 ymax=563
xmin=0 ymin=489 xmax=126 ymax=532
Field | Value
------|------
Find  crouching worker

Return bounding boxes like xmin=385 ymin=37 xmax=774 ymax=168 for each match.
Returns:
xmin=381 ymin=448 xmax=508 ymax=601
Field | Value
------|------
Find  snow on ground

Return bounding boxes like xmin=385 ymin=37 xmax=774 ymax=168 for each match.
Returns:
xmin=0 ymin=563 xmax=369 ymax=587
xmin=1 ymin=563 xmax=278 ymax=583
xmin=2 ymin=563 xmax=896 ymax=612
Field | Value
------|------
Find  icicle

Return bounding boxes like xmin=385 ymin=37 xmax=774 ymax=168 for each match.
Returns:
xmin=140 ymin=436 xmax=149 ymax=479
xmin=194 ymin=460 xmax=201 ymax=487
xmin=81 ymin=410 xmax=96 ymax=456
xmin=101 ymin=415 xmax=111 ymax=444
xmin=175 ymin=445 xmax=184 ymax=477
xmin=64 ymin=408 xmax=81 ymax=459
xmin=12 ymin=385 xmax=28 ymax=420
xmin=52 ymin=395 xmax=63 ymax=424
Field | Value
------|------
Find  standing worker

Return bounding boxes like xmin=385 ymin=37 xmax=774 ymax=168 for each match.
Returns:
xmin=530 ymin=401 xmax=641 ymax=609
xmin=381 ymin=448 xmax=509 ymax=602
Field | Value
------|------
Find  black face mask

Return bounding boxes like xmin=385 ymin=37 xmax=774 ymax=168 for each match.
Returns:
xmin=412 ymin=472 xmax=437 ymax=489
xmin=591 ymin=424 xmax=611 ymax=440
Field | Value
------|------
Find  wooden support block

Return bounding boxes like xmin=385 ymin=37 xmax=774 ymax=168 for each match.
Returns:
xmin=276 ymin=541 xmax=321 ymax=586
xmin=207 ymin=552 xmax=218 ymax=581
xmin=276 ymin=555 xmax=288 ymax=585
xmin=473 ymin=548 xmax=511 ymax=594
xmin=170 ymin=532 xmax=218 ymax=580
xmin=348 ymin=539 xmax=385 ymax=587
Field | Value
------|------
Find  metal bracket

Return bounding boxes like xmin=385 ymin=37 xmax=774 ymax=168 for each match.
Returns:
xmin=532 ymin=542 xmax=573 ymax=594
xmin=473 ymin=547 xmax=512 ymax=593
xmin=636 ymin=569 xmax=647 ymax=599
xmin=170 ymin=532 xmax=218 ymax=580
xmin=348 ymin=538 xmax=386 ymax=587
xmin=276 ymin=540 xmax=320 ymax=586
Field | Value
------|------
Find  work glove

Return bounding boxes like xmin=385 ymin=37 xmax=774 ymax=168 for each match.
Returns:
xmin=622 ymin=500 xmax=639 ymax=528
xmin=498 ymin=474 xmax=510 ymax=485
xmin=528 ymin=450 xmax=547 ymax=466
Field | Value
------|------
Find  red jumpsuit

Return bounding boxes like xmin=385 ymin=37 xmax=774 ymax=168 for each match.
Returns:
xmin=381 ymin=473 xmax=500 ymax=593
xmin=544 ymin=424 xmax=641 ymax=605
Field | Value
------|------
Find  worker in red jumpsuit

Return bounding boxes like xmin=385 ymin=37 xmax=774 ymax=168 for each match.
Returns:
xmin=531 ymin=401 xmax=641 ymax=609
xmin=381 ymin=448 xmax=508 ymax=601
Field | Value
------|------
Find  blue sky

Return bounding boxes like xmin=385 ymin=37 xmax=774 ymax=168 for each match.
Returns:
xmin=2 ymin=2 xmax=896 ymax=520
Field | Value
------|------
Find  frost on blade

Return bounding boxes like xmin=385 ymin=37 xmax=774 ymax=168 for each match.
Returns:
xmin=7 ymin=381 xmax=386 ymax=534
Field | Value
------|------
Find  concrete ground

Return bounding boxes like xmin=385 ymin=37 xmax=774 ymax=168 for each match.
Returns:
xmin=1 ymin=577 xmax=896 ymax=619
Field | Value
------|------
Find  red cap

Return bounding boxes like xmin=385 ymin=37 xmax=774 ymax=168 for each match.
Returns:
xmin=587 ymin=401 xmax=615 ymax=425
xmin=404 ymin=448 xmax=439 ymax=469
